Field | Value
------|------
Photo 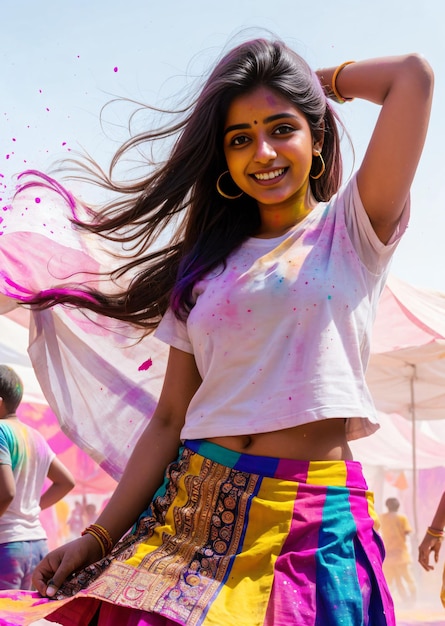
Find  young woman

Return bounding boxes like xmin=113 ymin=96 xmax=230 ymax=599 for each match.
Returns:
xmin=0 ymin=37 xmax=433 ymax=625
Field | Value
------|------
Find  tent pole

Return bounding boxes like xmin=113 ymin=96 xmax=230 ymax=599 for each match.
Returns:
xmin=409 ymin=364 xmax=419 ymax=541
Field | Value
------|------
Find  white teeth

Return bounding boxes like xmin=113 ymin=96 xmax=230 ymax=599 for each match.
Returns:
xmin=254 ymin=168 xmax=285 ymax=181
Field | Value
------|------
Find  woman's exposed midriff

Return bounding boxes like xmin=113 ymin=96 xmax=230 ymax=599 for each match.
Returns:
xmin=206 ymin=417 xmax=353 ymax=461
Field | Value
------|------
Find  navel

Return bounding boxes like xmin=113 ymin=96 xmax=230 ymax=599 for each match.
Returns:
xmin=240 ymin=435 xmax=253 ymax=449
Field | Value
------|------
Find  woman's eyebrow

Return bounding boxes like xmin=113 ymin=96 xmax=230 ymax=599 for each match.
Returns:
xmin=224 ymin=113 xmax=299 ymax=136
xmin=224 ymin=123 xmax=250 ymax=136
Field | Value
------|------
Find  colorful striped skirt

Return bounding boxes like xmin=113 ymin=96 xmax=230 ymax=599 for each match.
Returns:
xmin=0 ymin=440 xmax=394 ymax=626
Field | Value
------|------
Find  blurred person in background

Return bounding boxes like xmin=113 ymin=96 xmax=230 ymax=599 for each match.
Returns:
xmin=380 ymin=497 xmax=416 ymax=606
xmin=0 ymin=364 xmax=75 ymax=589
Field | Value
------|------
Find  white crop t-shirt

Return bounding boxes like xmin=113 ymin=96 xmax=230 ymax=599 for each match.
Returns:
xmin=155 ymin=174 xmax=410 ymax=441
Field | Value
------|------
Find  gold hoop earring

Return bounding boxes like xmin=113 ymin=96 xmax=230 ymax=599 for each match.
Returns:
xmin=216 ymin=170 xmax=243 ymax=199
xmin=310 ymin=151 xmax=326 ymax=180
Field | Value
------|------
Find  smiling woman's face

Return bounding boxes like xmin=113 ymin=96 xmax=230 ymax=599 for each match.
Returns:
xmin=223 ymin=86 xmax=320 ymax=218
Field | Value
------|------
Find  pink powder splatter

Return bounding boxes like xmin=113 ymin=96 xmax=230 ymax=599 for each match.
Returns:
xmin=138 ymin=358 xmax=153 ymax=371
xmin=35 ymin=197 xmax=41 ymax=204
xmin=113 ymin=66 xmax=119 ymax=72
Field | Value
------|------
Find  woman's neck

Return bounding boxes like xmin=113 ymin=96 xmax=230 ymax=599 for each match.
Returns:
xmin=256 ymin=191 xmax=318 ymax=238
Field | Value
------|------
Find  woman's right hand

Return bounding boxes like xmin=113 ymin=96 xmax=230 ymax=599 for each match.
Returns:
xmin=32 ymin=533 xmax=103 ymax=597
xmin=418 ymin=532 xmax=443 ymax=572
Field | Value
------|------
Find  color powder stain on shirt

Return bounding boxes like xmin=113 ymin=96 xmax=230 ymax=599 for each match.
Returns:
xmin=113 ymin=67 xmax=119 ymax=73
xmin=138 ymin=358 xmax=153 ymax=371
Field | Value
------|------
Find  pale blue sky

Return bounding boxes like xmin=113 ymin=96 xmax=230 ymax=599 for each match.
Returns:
xmin=1 ymin=0 xmax=444 ymax=290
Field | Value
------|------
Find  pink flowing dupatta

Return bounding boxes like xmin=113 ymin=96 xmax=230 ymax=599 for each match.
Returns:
xmin=0 ymin=171 xmax=168 ymax=480
xmin=0 ymin=171 xmax=172 ymax=623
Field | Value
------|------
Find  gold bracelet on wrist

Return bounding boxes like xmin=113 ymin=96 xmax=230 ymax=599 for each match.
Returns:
xmin=82 ymin=528 xmax=106 ymax=558
xmin=429 ymin=525 xmax=444 ymax=533
xmin=81 ymin=523 xmax=114 ymax=557
xmin=331 ymin=61 xmax=355 ymax=104
xmin=427 ymin=526 xmax=444 ymax=539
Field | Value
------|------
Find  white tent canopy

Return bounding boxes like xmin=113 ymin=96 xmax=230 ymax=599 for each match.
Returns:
xmin=351 ymin=274 xmax=445 ymax=470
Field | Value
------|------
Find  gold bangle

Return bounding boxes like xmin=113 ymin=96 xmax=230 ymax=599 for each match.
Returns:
xmin=82 ymin=528 xmax=106 ymax=558
xmin=427 ymin=527 xmax=444 ymax=539
xmin=90 ymin=524 xmax=113 ymax=549
xmin=81 ymin=523 xmax=114 ymax=557
xmin=331 ymin=61 xmax=355 ymax=103
xmin=429 ymin=525 xmax=444 ymax=533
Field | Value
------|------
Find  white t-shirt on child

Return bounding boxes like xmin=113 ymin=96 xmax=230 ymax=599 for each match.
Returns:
xmin=0 ymin=418 xmax=55 ymax=543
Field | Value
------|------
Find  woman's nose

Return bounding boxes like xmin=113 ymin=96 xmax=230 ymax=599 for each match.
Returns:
xmin=254 ymin=138 xmax=277 ymax=163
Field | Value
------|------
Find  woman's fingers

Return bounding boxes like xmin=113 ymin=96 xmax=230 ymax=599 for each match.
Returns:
xmin=33 ymin=536 xmax=101 ymax=597
xmin=32 ymin=550 xmax=64 ymax=596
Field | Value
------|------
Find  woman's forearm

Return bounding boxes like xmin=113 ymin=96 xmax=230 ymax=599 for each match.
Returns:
xmin=430 ymin=492 xmax=445 ymax=530
xmin=93 ymin=415 xmax=182 ymax=545
xmin=91 ymin=347 xmax=200 ymax=546
xmin=318 ymin=54 xmax=433 ymax=242
xmin=317 ymin=54 xmax=433 ymax=106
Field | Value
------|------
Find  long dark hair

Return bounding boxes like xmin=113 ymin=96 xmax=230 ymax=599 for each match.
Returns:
xmin=22 ymin=37 xmax=344 ymax=332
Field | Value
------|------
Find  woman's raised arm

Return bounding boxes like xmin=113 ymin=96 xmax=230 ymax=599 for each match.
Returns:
xmin=318 ymin=55 xmax=434 ymax=243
